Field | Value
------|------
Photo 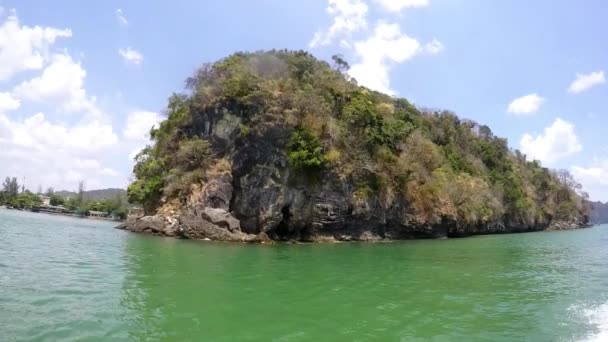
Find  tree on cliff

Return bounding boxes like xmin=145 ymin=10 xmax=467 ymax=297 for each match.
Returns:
xmin=127 ymin=50 xmax=588 ymax=236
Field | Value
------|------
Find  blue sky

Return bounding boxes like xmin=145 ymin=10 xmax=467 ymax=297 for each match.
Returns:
xmin=0 ymin=1 xmax=607 ymax=201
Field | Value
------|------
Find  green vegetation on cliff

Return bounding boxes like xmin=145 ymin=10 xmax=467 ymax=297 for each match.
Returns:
xmin=128 ymin=50 xmax=588 ymax=231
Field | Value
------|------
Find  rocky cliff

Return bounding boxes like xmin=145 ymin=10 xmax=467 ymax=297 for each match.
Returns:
xmin=589 ymin=201 xmax=608 ymax=224
xmin=123 ymin=50 xmax=589 ymax=242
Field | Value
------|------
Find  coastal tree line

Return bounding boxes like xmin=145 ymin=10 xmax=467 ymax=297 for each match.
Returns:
xmin=0 ymin=177 xmax=41 ymax=209
xmin=0 ymin=177 xmax=128 ymax=219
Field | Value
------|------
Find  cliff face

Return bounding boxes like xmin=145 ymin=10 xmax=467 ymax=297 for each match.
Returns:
xmin=124 ymin=50 xmax=589 ymax=242
xmin=589 ymin=201 xmax=608 ymax=224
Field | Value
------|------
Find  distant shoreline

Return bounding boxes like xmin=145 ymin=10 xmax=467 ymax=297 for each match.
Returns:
xmin=0 ymin=206 xmax=123 ymax=223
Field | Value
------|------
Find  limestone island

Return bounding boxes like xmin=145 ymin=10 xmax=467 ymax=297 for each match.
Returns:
xmin=120 ymin=50 xmax=590 ymax=242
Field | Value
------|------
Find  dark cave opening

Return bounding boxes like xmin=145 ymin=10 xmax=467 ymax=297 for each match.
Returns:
xmin=274 ymin=205 xmax=291 ymax=240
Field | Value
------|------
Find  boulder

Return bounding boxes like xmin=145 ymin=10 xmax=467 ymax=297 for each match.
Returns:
xmin=200 ymin=207 xmax=241 ymax=232
xmin=128 ymin=215 xmax=171 ymax=235
xmin=178 ymin=214 xmax=256 ymax=242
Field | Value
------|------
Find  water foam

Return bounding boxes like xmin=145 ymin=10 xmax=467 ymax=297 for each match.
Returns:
xmin=581 ymin=302 xmax=608 ymax=341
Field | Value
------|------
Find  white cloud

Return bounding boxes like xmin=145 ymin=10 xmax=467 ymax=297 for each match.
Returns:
xmin=100 ymin=168 xmax=120 ymax=177
xmin=123 ymin=110 xmax=162 ymax=141
xmin=349 ymin=22 xmax=423 ymax=94
xmin=507 ymin=93 xmax=545 ymax=115
xmin=309 ymin=0 xmax=368 ymax=47
xmin=310 ymin=1 xmax=442 ymax=94
xmin=129 ymin=147 xmax=145 ymax=160
xmin=116 ymin=9 xmax=128 ymax=26
xmin=0 ymin=10 xmax=127 ymax=191
xmin=339 ymin=39 xmax=352 ymax=49
xmin=568 ymin=71 xmax=605 ymax=94
xmin=572 ymin=165 xmax=608 ymax=186
xmin=13 ymin=53 xmax=94 ymax=113
xmin=0 ymin=112 xmax=123 ymax=191
xmin=1 ymin=112 xmax=118 ymax=154
xmin=373 ymin=0 xmax=429 ymax=13
xmin=0 ymin=9 xmax=71 ymax=81
xmin=520 ymin=118 xmax=582 ymax=165
xmin=572 ymin=158 xmax=608 ymax=202
xmin=0 ymin=92 xmax=20 ymax=111
xmin=118 ymin=47 xmax=144 ymax=65
xmin=424 ymin=38 xmax=444 ymax=55
xmin=73 ymin=158 xmax=101 ymax=170
xmin=123 ymin=110 xmax=163 ymax=162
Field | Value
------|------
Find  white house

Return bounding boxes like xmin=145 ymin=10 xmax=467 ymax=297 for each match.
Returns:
xmin=39 ymin=195 xmax=51 ymax=206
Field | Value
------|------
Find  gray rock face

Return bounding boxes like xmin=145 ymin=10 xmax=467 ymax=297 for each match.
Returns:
xmin=178 ymin=214 xmax=256 ymax=242
xmin=200 ymin=207 xmax=241 ymax=232
xmin=548 ymin=219 xmax=591 ymax=231
xmin=124 ymin=110 xmax=587 ymax=242
xmin=213 ymin=112 xmax=241 ymax=142
xmin=190 ymin=171 xmax=233 ymax=212
xmin=126 ymin=215 xmax=180 ymax=236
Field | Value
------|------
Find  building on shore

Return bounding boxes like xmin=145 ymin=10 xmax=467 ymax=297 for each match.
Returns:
xmin=89 ymin=210 xmax=108 ymax=218
xmin=32 ymin=205 xmax=70 ymax=214
xmin=39 ymin=195 xmax=51 ymax=206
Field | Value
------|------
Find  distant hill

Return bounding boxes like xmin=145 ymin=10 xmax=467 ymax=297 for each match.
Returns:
xmin=589 ymin=201 xmax=608 ymax=224
xmin=55 ymin=188 xmax=127 ymax=201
